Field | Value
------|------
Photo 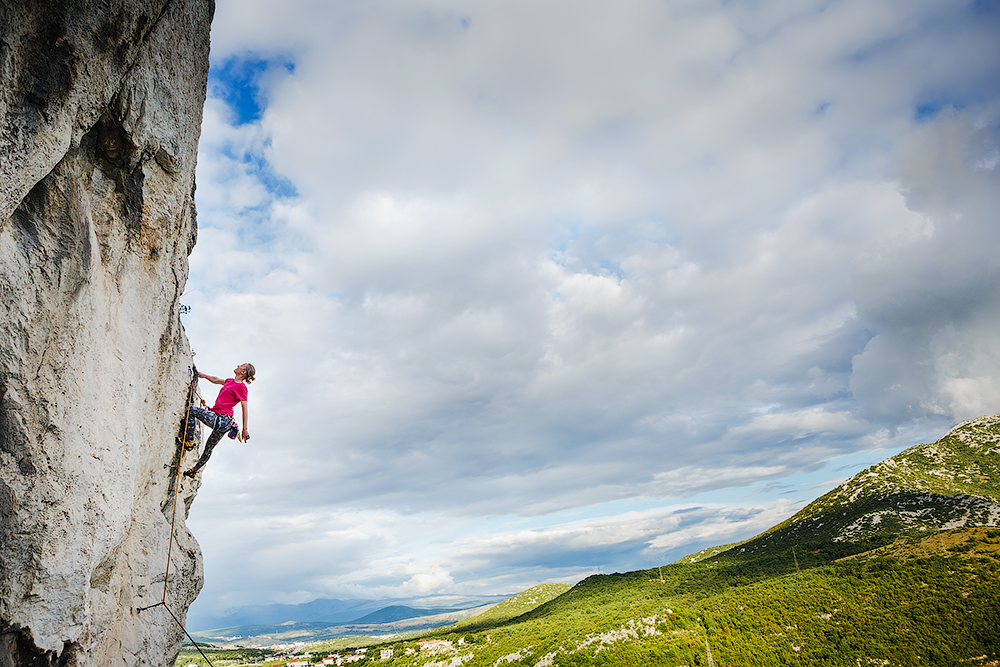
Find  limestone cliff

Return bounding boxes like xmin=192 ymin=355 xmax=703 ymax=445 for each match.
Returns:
xmin=0 ymin=1 xmax=213 ymax=665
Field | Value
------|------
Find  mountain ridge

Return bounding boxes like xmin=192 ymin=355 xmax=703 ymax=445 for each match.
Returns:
xmin=728 ymin=413 xmax=1000 ymax=560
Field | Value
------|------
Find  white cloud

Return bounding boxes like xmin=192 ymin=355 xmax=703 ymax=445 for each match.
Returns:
xmin=727 ymin=409 xmax=860 ymax=440
xmin=850 ymin=107 xmax=1000 ymax=422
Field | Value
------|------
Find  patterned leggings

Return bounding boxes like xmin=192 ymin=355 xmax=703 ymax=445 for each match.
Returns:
xmin=185 ymin=406 xmax=234 ymax=473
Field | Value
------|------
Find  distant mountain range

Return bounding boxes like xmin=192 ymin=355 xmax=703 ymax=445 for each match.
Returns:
xmin=187 ymin=594 xmax=508 ymax=633
xmin=188 ymin=603 xmax=504 ymax=648
xmin=186 ymin=595 xmax=513 ymax=647
xmin=186 ymin=587 xmax=578 ymax=650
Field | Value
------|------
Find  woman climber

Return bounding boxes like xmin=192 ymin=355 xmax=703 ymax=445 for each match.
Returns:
xmin=182 ymin=363 xmax=256 ymax=478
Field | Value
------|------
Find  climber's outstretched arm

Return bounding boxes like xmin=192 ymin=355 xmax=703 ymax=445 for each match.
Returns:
xmin=198 ymin=371 xmax=225 ymax=385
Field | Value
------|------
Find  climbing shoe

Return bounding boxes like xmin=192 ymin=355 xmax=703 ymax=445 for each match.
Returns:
xmin=183 ymin=469 xmax=197 ymax=478
xmin=176 ymin=436 xmax=196 ymax=451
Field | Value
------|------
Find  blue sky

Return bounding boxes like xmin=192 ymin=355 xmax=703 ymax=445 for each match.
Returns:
xmin=181 ymin=0 xmax=1000 ymax=630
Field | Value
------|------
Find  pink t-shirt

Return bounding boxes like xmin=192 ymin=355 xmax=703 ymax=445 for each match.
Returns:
xmin=211 ymin=378 xmax=249 ymax=416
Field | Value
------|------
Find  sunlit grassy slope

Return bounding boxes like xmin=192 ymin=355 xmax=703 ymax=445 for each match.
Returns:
xmin=339 ymin=415 xmax=1000 ymax=666
xmin=451 ymin=583 xmax=573 ymax=630
xmin=673 ymin=540 xmax=749 ymax=564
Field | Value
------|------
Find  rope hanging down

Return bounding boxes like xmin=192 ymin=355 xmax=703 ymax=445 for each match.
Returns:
xmin=136 ymin=367 xmax=215 ymax=667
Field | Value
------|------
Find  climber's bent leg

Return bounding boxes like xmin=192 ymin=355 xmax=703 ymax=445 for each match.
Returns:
xmin=189 ymin=406 xmax=220 ymax=429
xmin=184 ymin=414 xmax=233 ymax=477
xmin=178 ymin=406 xmax=219 ymax=451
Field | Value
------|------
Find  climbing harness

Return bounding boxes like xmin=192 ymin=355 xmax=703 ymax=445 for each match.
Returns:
xmin=187 ymin=385 xmax=242 ymax=443
xmin=136 ymin=366 xmax=215 ymax=667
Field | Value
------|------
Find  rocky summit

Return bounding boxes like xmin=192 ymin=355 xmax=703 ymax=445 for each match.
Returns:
xmin=738 ymin=414 xmax=1000 ymax=558
xmin=0 ymin=1 xmax=213 ymax=665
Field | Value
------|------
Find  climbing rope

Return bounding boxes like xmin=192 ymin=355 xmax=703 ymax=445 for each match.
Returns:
xmin=136 ymin=367 xmax=215 ymax=667
xmin=192 ymin=384 xmax=208 ymax=409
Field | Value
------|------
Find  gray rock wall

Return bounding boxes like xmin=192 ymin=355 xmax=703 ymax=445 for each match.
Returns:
xmin=0 ymin=1 xmax=214 ymax=665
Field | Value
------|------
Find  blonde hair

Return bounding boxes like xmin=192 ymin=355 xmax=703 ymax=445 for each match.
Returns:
xmin=244 ymin=363 xmax=256 ymax=384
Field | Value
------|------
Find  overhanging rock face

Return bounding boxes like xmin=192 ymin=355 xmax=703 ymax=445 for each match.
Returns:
xmin=0 ymin=1 xmax=214 ymax=664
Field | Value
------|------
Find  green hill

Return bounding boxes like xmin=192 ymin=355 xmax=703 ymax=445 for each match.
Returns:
xmin=329 ymin=415 xmax=1000 ymax=666
xmin=673 ymin=540 xmax=749 ymax=564
xmin=449 ymin=583 xmax=573 ymax=630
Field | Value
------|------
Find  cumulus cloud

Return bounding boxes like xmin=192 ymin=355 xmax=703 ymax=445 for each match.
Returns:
xmin=182 ymin=0 xmax=1000 ymax=618
xmin=851 ymin=107 xmax=1000 ymax=422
